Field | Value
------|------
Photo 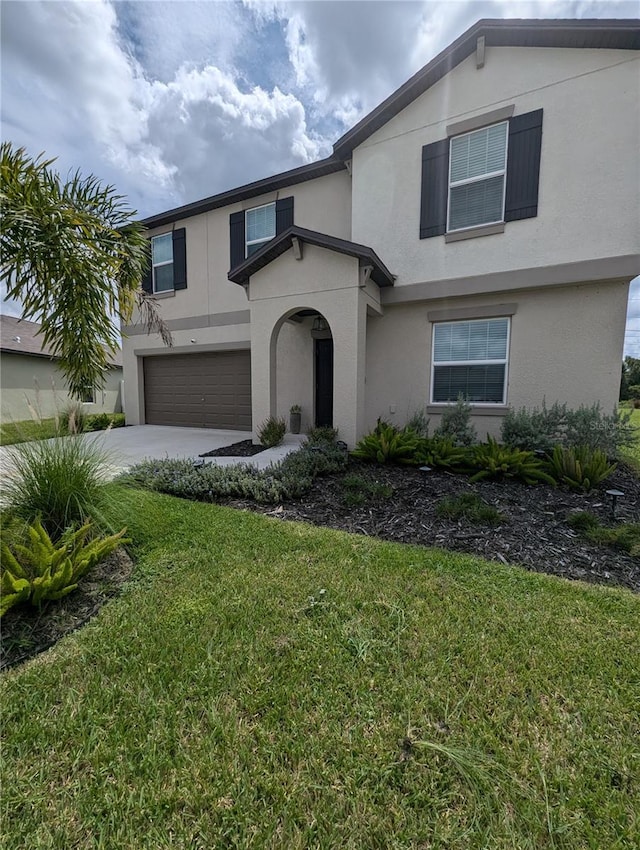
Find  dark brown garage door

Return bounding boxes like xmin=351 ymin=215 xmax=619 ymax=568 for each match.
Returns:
xmin=143 ymin=351 xmax=251 ymax=429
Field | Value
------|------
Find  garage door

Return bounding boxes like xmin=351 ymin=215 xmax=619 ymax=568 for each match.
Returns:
xmin=143 ymin=351 xmax=251 ymax=429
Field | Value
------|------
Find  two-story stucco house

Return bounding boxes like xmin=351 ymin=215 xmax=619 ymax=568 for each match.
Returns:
xmin=122 ymin=18 xmax=640 ymax=447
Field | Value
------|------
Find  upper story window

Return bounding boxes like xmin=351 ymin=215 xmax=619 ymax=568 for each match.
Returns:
xmin=448 ymin=122 xmax=508 ymax=232
xmin=151 ymin=233 xmax=174 ymax=293
xmin=246 ymin=203 xmax=276 ymax=257
xmin=419 ymin=109 xmax=543 ymax=241
xmin=431 ymin=317 xmax=509 ymax=405
xmin=141 ymin=229 xmax=187 ymax=295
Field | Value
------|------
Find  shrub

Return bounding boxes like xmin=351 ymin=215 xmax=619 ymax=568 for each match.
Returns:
xmin=4 ymin=436 xmax=110 ymax=539
xmin=433 ymin=396 xmax=477 ymax=446
xmin=351 ymin=421 xmax=420 ymax=464
xmin=258 ymin=416 xmax=286 ymax=448
xmin=59 ymin=402 xmax=88 ymax=435
xmin=127 ymin=443 xmax=348 ymax=505
xmin=567 ymin=511 xmax=601 ymax=532
xmin=564 ymin=403 xmax=635 ymax=458
xmin=111 ymin=413 xmax=125 ymax=428
xmin=1 ymin=519 xmax=127 ymax=616
xmin=501 ymin=401 xmax=567 ymax=453
xmin=86 ymin=413 xmax=111 ymax=431
xmin=413 ymin=436 xmax=470 ymax=471
xmin=406 ymin=408 xmax=430 ymax=437
xmin=305 ymin=425 xmax=339 ymax=446
xmin=436 ymin=493 xmax=504 ymax=525
xmin=547 ymin=445 xmax=616 ymax=492
xmin=469 ymin=436 xmax=556 ymax=485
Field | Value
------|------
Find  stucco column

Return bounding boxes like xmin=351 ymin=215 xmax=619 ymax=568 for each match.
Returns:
xmin=248 ymin=303 xmax=276 ymax=441
xmin=332 ymin=289 xmax=367 ymax=447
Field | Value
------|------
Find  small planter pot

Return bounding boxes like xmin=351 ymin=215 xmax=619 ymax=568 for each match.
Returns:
xmin=289 ymin=412 xmax=301 ymax=434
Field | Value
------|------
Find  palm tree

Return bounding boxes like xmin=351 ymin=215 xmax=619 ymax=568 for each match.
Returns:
xmin=0 ymin=142 xmax=170 ymax=398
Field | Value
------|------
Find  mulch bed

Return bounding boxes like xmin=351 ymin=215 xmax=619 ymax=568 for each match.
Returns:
xmin=0 ymin=547 xmax=134 ymax=672
xmin=200 ymin=440 xmax=267 ymax=457
xmin=230 ymin=461 xmax=640 ymax=593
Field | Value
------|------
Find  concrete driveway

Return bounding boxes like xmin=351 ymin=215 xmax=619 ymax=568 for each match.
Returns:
xmin=1 ymin=425 xmax=305 ymax=481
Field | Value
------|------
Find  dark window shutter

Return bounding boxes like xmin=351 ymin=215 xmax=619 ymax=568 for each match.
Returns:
xmin=505 ymin=109 xmax=543 ymax=222
xmin=275 ymin=196 xmax=294 ymax=234
xmin=172 ymin=228 xmax=187 ymax=290
xmin=141 ymin=241 xmax=152 ymax=293
xmin=420 ymin=139 xmax=449 ymax=239
xmin=229 ymin=210 xmax=245 ymax=268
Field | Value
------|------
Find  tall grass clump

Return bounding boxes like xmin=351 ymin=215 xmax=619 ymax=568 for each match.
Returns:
xmin=4 ymin=436 xmax=111 ymax=539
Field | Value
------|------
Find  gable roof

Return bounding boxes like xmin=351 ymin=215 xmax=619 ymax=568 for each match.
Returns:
xmin=142 ymin=18 xmax=639 ymax=228
xmin=332 ymin=18 xmax=640 ymax=159
xmin=227 ymin=225 xmax=395 ymax=287
xmin=0 ymin=314 xmax=123 ymax=368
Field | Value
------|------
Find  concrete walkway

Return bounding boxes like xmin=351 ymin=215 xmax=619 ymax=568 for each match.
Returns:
xmin=0 ymin=425 xmax=306 ymax=481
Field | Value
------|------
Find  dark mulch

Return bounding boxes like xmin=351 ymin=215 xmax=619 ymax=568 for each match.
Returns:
xmin=0 ymin=547 xmax=134 ymax=671
xmin=231 ymin=462 xmax=640 ymax=593
xmin=200 ymin=440 xmax=266 ymax=458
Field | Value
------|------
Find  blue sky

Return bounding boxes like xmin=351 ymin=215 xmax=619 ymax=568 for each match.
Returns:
xmin=1 ymin=0 xmax=638 ymax=353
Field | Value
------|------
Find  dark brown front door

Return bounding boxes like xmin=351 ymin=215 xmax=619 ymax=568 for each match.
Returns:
xmin=315 ymin=338 xmax=333 ymax=427
xmin=143 ymin=351 xmax=251 ymax=429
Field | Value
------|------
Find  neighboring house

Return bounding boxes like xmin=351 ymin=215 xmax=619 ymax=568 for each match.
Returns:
xmin=0 ymin=315 xmax=123 ymax=423
xmin=122 ymin=18 xmax=640 ymax=446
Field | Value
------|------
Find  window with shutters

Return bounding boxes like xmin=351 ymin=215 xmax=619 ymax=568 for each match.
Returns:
xmin=431 ymin=317 xmax=509 ymax=404
xmin=448 ymin=122 xmax=508 ymax=232
xmin=246 ymin=203 xmax=276 ymax=257
xmin=151 ymin=233 xmax=174 ymax=293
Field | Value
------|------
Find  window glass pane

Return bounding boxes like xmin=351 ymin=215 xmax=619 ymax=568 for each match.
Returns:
xmin=450 ymin=123 xmax=507 ymax=183
xmin=246 ymin=241 xmax=266 ymax=257
xmin=433 ymin=364 xmax=506 ymax=403
xmin=246 ymin=204 xmax=276 ymax=243
xmin=154 ymin=263 xmax=174 ymax=292
xmin=434 ymin=319 xmax=508 ymax=363
xmin=449 ymin=175 xmax=504 ymax=230
xmin=152 ymin=233 xmax=173 ymax=265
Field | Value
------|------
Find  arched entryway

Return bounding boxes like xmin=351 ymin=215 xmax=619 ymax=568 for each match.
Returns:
xmin=270 ymin=307 xmax=334 ymax=433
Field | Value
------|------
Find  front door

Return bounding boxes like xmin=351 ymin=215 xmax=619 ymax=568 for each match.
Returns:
xmin=315 ymin=338 xmax=333 ymax=427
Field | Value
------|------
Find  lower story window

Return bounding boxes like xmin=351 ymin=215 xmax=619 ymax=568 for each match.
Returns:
xmin=431 ymin=317 xmax=509 ymax=404
xmin=79 ymin=384 xmax=95 ymax=404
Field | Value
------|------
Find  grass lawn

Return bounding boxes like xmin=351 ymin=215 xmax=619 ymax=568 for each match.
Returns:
xmin=2 ymin=487 xmax=638 ymax=848
xmin=0 ymin=418 xmax=59 ymax=446
xmin=620 ymin=407 xmax=640 ymax=471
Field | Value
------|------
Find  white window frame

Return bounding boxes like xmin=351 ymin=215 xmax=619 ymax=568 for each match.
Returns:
xmin=447 ymin=121 xmax=509 ymax=234
xmin=430 ymin=317 xmax=510 ymax=406
xmin=245 ymin=202 xmax=276 ymax=257
xmin=151 ymin=233 xmax=174 ymax=294
xmin=79 ymin=385 xmax=95 ymax=405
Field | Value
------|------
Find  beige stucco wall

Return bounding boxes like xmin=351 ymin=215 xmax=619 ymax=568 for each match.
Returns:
xmin=275 ymin=319 xmax=314 ymax=433
xmin=0 ymin=354 xmax=122 ymax=423
xmin=351 ymin=47 xmax=640 ymax=285
xmin=365 ymin=279 xmax=629 ymax=440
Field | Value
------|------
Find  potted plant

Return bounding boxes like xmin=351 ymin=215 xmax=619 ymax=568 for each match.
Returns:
xmin=289 ymin=404 xmax=302 ymax=434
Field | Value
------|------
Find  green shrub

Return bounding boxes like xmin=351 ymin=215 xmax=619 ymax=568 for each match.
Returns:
xmin=86 ymin=413 xmax=111 ymax=431
xmin=433 ymin=396 xmax=477 ymax=446
xmin=341 ymin=473 xmax=393 ymax=507
xmin=436 ymin=493 xmax=504 ymax=525
xmin=1 ymin=519 xmax=127 ymax=616
xmin=413 ymin=436 xmax=470 ymax=471
xmin=305 ymin=425 xmax=339 ymax=446
xmin=469 ymin=436 xmax=556 ymax=485
xmin=127 ymin=444 xmax=348 ymax=505
xmin=351 ymin=421 xmax=420 ymax=464
xmin=405 ymin=408 xmax=430 ymax=437
xmin=564 ymin=403 xmax=635 ymax=458
xmin=501 ymin=401 xmax=567 ymax=453
xmin=111 ymin=413 xmax=125 ymax=428
xmin=4 ymin=436 xmax=111 ymax=539
xmin=547 ymin=445 xmax=616 ymax=492
xmin=567 ymin=512 xmax=640 ymax=556
xmin=59 ymin=402 xmax=87 ymax=435
xmin=258 ymin=416 xmax=286 ymax=448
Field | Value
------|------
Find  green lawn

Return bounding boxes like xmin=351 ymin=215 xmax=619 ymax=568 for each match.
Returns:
xmin=620 ymin=407 xmax=640 ymax=471
xmin=2 ymin=486 xmax=638 ymax=849
xmin=0 ymin=417 xmax=59 ymax=446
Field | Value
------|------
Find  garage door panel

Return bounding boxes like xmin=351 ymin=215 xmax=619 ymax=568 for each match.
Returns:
xmin=143 ymin=351 xmax=252 ymax=429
